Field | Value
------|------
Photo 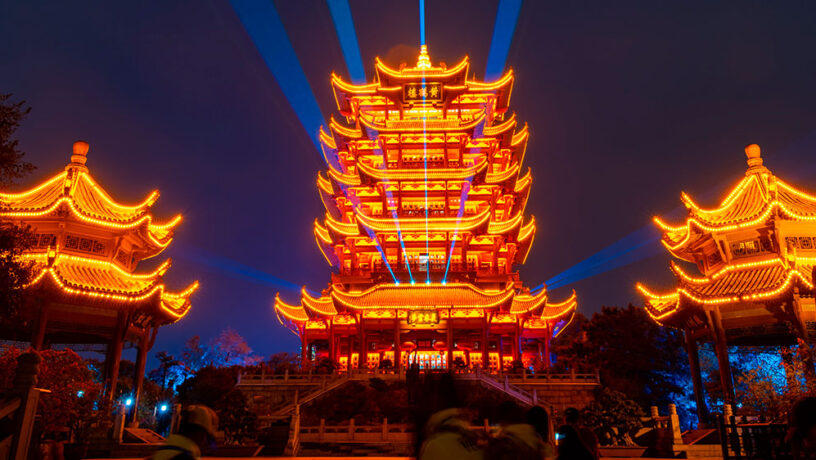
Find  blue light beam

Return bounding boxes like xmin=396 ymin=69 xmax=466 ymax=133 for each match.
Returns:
xmin=172 ymin=243 xmax=313 ymax=296
xmin=327 ymin=0 xmax=366 ymax=84
xmin=229 ymin=0 xmax=326 ymax=151
xmin=419 ymin=0 xmax=426 ymax=45
xmin=485 ymin=0 xmax=523 ymax=81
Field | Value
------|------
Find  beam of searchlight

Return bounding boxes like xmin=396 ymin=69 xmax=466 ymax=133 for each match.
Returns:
xmin=229 ymin=0 xmax=326 ymax=151
xmin=171 ymin=243 xmax=314 ymax=296
xmin=327 ymin=0 xmax=366 ymax=84
xmin=485 ymin=0 xmax=523 ymax=80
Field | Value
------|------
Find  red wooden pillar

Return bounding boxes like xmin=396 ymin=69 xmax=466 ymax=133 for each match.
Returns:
xmin=106 ymin=313 xmax=126 ymax=404
xmin=498 ymin=335 xmax=504 ymax=372
xmin=684 ymin=328 xmax=710 ymax=426
xmin=707 ymin=308 xmax=736 ymax=405
xmin=358 ymin=315 xmax=366 ymax=369
xmin=482 ymin=315 xmax=489 ymax=371
xmin=31 ymin=308 xmax=48 ymax=350
xmin=328 ymin=320 xmax=336 ymax=363
xmin=446 ymin=315 xmax=453 ymax=370
xmin=347 ymin=335 xmax=353 ymax=371
xmin=543 ymin=329 xmax=552 ymax=369
xmin=394 ymin=319 xmax=401 ymax=371
xmin=301 ymin=328 xmax=309 ymax=367
xmin=128 ymin=329 xmax=150 ymax=424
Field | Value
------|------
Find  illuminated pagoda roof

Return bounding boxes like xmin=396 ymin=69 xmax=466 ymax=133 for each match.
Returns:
xmin=637 ymin=144 xmax=816 ymax=329
xmin=276 ymin=46 xmax=576 ymax=340
xmin=0 ymin=141 xmax=198 ymax=324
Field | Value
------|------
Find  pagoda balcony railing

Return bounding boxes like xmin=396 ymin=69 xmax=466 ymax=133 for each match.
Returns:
xmin=238 ymin=367 xmax=600 ymax=387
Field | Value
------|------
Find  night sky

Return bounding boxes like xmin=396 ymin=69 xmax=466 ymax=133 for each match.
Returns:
xmin=3 ymin=1 xmax=816 ymax=363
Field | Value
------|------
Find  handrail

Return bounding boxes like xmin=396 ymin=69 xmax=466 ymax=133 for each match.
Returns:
xmin=0 ymin=397 xmax=21 ymax=420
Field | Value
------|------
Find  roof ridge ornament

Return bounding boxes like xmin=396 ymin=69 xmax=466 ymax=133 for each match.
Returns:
xmin=68 ymin=140 xmax=90 ymax=172
xmin=745 ymin=143 xmax=768 ymax=175
xmin=416 ymin=45 xmax=432 ymax=69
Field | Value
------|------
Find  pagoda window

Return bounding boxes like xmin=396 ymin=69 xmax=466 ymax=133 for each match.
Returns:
xmin=785 ymin=236 xmax=816 ymax=250
xmin=730 ymin=238 xmax=764 ymax=259
xmin=65 ymin=234 xmax=107 ymax=256
xmin=114 ymin=249 xmax=130 ymax=268
xmin=34 ymin=233 xmax=57 ymax=249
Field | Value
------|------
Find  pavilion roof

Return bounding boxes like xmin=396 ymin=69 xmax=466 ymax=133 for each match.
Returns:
xmin=0 ymin=143 xmax=181 ymax=249
xmin=654 ymin=145 xmax=816 ymax=254
xmin=274 ymin=282 xmax=578 ymax=330
xmin=25 ymin=252 xmax=197 ymax=322
xmin=637 ymin=256 xmax=814 ymax=322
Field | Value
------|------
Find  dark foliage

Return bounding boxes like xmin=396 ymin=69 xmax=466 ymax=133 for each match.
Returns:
xmin=0 ymin=94 xmax=36 ymax=320
xmin=177 ymin=365 xmax=256 ymax=444
xmin=0 ymin=94 xmax=34 ymax=187
xmin=553 ymin=305 xmax=690 ymax=410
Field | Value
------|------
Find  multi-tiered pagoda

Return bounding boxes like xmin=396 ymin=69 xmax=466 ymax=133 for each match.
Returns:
xmin=275 ymin=46 xmax=576 ymax=372
xmin=0 ymin=141 xmax=198 ymax=417
xmin=637 ymin=144 xmax=815 ymax=421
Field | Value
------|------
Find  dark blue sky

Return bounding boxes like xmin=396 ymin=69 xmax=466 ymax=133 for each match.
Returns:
xmin=3 ymin=1 xmax=816 ymax=362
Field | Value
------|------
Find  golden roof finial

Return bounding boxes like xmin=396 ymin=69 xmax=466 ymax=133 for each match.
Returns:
xmin=745 ymin=143 xmax=766 ymax=174
xmin=71 ymin=140 xmax=89 ymax=167
xmin=417 ymin=45 xmax=432 ymax=70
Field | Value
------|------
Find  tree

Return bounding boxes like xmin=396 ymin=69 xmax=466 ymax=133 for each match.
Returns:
xmin=553 ymin=306 xmax=691 ymax=416
xmin=581 ymin=388 xmax=645 ymax=446
xmin=209 ymin=327 xmax=262 ymax=367
xmin=177 ymin=366 xmax=257 ymax=444
xmin=0 ymin=94 xmax=36 ymax=320
xmin=0 ymin=94 xmax=35 ymax=187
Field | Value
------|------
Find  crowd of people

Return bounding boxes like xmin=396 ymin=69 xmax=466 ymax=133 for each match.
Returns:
xmin=415 ymin=373 xmax=598 ymax=460
xmin=152 ymin=381 xmax=816 ymax=460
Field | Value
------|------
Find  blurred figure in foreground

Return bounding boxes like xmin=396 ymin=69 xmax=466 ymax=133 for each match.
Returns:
xmin=485 ymin=401 xmax=550 ymax=460
xmin=151 ymin=405 xmax=219 ymax=460
xmin=788 ymin=396 xmax=816 ymax=459
xmin=557 ymin=407 xmax=599 ymax=460
xmin=417 ymin=373 xmax=484 ymax=460
xmin=527 ymin=405 xmax=556 ymax=460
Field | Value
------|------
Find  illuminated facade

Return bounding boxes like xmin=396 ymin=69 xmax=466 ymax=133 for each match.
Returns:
xmin=0 ymin=141 xmax=198 ymax=416
xmin=275 ymin=47 xmax=576 ymax=372
xmin=637 ymin=144 xmax=815 ymax=420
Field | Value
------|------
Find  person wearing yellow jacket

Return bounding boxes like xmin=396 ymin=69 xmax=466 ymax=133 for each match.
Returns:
xmin=151 ymin=406 xmax=219 ymax=460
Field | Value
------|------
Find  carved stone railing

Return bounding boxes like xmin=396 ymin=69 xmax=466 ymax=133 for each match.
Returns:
xmin=0 ymin=351 xmax=44 ymax=460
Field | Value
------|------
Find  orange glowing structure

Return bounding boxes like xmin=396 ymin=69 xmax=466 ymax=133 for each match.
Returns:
xmin=0 ymin=141 xmax=198 ymax=417
xmin=275 ymin=47 xmax=576 ymax=372
xmin=637 ymin=144 xmax=815 ymax=421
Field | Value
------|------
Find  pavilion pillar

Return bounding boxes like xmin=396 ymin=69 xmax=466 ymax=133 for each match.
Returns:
xmin=106 ymin=312 xmax=126 ymax=404
xmin=790 ymin=290 xmax=816 ymax=385
xmin=301 ymin=328 xmax=309 ymax=368
xmin=498 ymin=335 xmax=504 ymax=372
xmin=358 ymin=315 xmax=366 ymax=369
xmin=543 ymin=330 xmax=552 ymax=369
xmin=347 ymin=335 xmax=353 ymax=371
xmin=328 ymin=321 xmax=336 ymax=364
xmin=394 ymin=319 xmax=401 ymax=371
xmin=684 ymin=328 xmax=710 ymax=426
xmin=512 ymin=321 xmax=520 ymax=363
xmin=128 ymin=328 xmax=151 ymax=424
xmin=30 ymin=308 xmax=48 ymax=351
xmin=446 ymin=316 xmax=453 ymax=370
xmin=707 ymin=308 xmax=735 ymax=405
xmin=482 ymin=315 xmax=489 ymax=371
